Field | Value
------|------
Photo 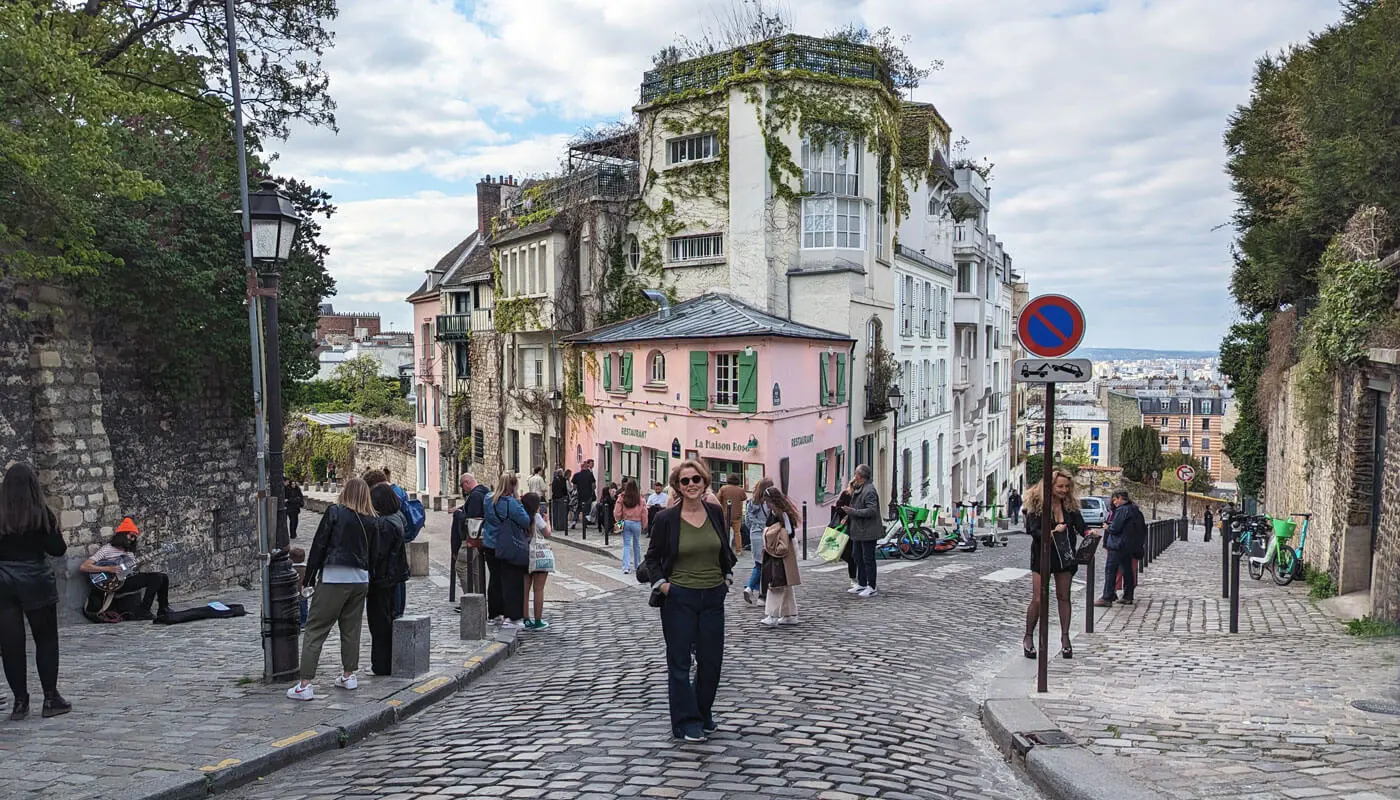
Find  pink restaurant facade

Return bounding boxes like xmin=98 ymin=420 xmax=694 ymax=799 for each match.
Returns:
xmin=566 ymin=295 xmax=854 ymax=535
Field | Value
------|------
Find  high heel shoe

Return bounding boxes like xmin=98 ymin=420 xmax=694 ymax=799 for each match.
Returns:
xmin=1023 ymin=638 xmax=1037 ymax=659
xmin=1059 ymin=644 xmax=1073 ymax=659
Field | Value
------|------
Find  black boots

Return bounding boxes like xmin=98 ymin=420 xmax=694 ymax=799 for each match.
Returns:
xmin=10 ymin=695 xmax=29 ymax=721
xmin=41 ymin=692 xmax=71 ymax=718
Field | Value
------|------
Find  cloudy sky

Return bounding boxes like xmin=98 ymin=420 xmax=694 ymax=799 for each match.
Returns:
xmin=273 ymin=0 xmax=1343 ymax=352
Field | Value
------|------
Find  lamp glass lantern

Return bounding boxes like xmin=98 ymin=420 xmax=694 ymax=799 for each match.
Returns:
xmin=248 ymin=180 xmax=302 ymax=266
xmin=886 ymin=382 xmax=903 ymax=406
xmin=547 ymin=389 xmax=563 ymax=411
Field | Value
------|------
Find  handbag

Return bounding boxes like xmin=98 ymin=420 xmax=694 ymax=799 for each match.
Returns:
xmin=1075 ymin=532 xmax=1101 ymax=565
xmin=1050 ymin=530 xmax=1076 ymax=570
xmin=530 ymin=537 xmax=555 ymax=573
xmin=492 ymin=499 xmax=530 ymax=568
xmin=817 ymin=526 xmax=849 ymax=562
xmin=761 ymin=555 xmax=788 ymax=588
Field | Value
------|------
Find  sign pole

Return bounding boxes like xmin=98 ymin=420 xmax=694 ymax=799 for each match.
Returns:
xmin=1038 ymin=381 xmax=1056 ymax=694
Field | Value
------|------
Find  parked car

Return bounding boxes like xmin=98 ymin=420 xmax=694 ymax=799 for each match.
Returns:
xmin=1079 ymin=496 xmax=1109 ymax=526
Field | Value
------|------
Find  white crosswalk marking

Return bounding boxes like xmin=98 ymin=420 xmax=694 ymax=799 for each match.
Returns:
xmin=980 ymin=567 xmax=1031 ymax=582
xmin=811 ymin=565 xmax=848 ymax=573
xmin=932 ymin=562 xmax=977 ymax=575
xmin=582 ymin=563 xmax=635 ymax=586
xmin=878 ymin=561 xmax=924 ymax=572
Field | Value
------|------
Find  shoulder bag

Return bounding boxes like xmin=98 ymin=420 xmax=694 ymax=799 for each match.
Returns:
xmin=493 ymin=499 xmax=530 ymax=568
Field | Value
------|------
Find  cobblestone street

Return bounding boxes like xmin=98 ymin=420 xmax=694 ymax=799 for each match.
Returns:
xmin=1037 ymin=532 xmax=1400 ymax=800
xmin=227 ymin=542 xmax=1046 ymax=800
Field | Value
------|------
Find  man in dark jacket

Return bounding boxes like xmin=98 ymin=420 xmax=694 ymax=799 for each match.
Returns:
xmin=452 ymin=473 xmax=490 ymax=598
xmin=571 ymin=460 xmax=597 ymax=529
xmin=1095 ymin=490 xmax=1146 ymax=607
xmin=841 ymin=464 xmax=883 ymax=598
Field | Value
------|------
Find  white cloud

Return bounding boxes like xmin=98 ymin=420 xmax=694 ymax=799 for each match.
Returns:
xmin=281 ymin=0 xmax=1343 ymax=350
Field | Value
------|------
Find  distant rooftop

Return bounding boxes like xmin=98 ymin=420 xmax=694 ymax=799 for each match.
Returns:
xmin=566 ymin=293 xmax=853 ymax=346
xmin=639 ymin=34 xmax=893 ymax=105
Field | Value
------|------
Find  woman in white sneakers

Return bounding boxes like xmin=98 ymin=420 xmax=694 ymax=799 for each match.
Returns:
xmin=758 ymin=486 xmax=802 ymax=626
xmin=287 ymin=478 xmax=381 ymax=701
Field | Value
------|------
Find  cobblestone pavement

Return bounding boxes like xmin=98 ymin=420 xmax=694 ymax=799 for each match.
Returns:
xmin=1037 ymin=531 xmax=1400 ymax=800
xmin=227 ymin=542 xmax=1048 ymax=800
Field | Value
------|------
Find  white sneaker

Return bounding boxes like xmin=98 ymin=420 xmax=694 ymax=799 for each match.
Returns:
xmin=501 ymin=620 xmax=524 ymax=630
xmin=778 ymin=616 xmax=799 ymax=625
xmin=286 ymin=683 xmax=314 ymax=701
xmin=743 ymin=588 xmax=755 ymax=605
xmin=760 ymin=616 xmax=779 ymax=626
xmin=858 ymin=587 xmax=877 ymax=598
xmin=335 ymin=673 xmax=358 ymax=690
xmin=847 ymin=585 xmax=867 ymax=594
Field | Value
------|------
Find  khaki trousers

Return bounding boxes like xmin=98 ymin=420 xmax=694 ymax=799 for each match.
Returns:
xmin=299 ymin=582 xmax=368 ymax=681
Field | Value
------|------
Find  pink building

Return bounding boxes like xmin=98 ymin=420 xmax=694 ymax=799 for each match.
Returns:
xmin=567 ymin=294 xmax=854 ymax=537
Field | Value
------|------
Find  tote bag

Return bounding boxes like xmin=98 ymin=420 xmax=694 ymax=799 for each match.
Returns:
xmin=817 ymin=526 xmax=849 ymax=562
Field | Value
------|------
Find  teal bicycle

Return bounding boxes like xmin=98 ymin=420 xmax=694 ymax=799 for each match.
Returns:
xmin=1254 ymin=512 xmax=1310 ymax=586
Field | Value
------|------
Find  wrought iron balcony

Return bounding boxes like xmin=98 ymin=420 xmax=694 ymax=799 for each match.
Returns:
xmin=435 ymin=314 xmax=471 ymax=342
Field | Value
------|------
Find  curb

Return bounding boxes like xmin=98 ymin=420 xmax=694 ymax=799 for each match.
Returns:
xmin=549 ymin=532 xmax=619 ymax=561
xmin=134 ymin=634 xmax=520 ymax=800
xmin=980 ymin=625 xmax=1157 ymax=800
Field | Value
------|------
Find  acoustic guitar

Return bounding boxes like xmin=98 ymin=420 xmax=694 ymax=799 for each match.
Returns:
xmin=89 ymin=544 xmax=175 ymax=593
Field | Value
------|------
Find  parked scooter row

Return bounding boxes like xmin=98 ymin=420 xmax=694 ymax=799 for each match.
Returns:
xmin=873 ymin=501 xmax=1011 ymax=560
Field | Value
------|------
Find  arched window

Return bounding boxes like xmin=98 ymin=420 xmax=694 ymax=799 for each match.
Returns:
xmin=627 ymin=236 xmax=641 ymax=271
xmin=647 ymin=349 xmax=666 ymax=385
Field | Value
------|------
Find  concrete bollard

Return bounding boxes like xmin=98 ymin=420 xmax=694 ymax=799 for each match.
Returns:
xmin=459 ymin=593 xmax=486 ymax=640
xmin=391 ymin=615 xmax=431 ymax=677
xmin=408 ymin=540 xmax=430 ymax=577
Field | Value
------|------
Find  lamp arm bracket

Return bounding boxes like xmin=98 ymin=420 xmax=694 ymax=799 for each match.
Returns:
xmin=245 ymin=269 xmax=279 ymax=300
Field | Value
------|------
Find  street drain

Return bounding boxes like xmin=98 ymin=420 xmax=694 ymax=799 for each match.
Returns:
xmin=1352 ymin=700 xmax=1400 ymax=716
xmin=1026 ymin=730 xmax=1076 ymax=746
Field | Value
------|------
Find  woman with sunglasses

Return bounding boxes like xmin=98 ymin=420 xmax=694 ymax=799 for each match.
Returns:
xmin=641 ymin=459 xmax=736 ymax=743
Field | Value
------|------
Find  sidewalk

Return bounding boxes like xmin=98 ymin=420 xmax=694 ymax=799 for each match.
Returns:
xmin=984 ymin=526 xmax=1400 ymax=800
xmin=0 ymin=549 xmax=515 ymax=800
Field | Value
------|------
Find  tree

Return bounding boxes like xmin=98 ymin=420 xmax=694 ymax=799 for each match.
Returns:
xmin=1220 ymin=319 xmax=1270 ymax=497
xmin=330 ymin=356 xmax=412 ymax=420
xmin=1160 ymin=452 xmax=1214 ymax=494
xmin=1119 ymin=425 xmax=1165 ymax=484
xmin=1058 ymin=437 xmax=1091 ymax=469
xmin=1025 ymin=453 xmax=1044 ymax=487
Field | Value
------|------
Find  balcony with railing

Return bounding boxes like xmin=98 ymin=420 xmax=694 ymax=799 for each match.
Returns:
xmin=639 ymin=34 xmax=893 ymax=104
xmin=864 ymin=384 xmax=892 ymax=421
xmin=500 ymin=164 xmax=639 ymax=222
xmin=953 ymin=223 xmax=986 ymax=254
xmin=434 ymin=314 xmax=471 ymax=342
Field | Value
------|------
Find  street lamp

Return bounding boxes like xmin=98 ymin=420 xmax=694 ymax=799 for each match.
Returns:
xmin=886 ymin=381 xmax=904 ymax=519
xmin=547 ymin=389 xmax=563 ymax=468
xmin=226 ymin=0 xmax=302 ymax=682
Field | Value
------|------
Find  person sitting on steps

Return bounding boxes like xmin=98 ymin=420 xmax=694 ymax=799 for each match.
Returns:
xmin=79 ymin=518 xmax=170 ymax=621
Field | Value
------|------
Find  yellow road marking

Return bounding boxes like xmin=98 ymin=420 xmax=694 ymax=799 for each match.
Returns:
xmin=198 ymin=758 xmax=241 ymax=773
xmin=413 ymin=676 xmax=450 ymax=694
xmin=387 ymin=699 xmax=403 ymax=707
xmin=270 ymin=729 xmax=318 ymax=748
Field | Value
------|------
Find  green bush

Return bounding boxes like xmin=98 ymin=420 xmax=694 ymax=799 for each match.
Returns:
xmin=310 ymin=456 xmax=328 ymax=482
xmin=1304 ymin=565 xmax=1337 ymax=600
xmin=1347 ymin=616 xmax=1400 ymax=638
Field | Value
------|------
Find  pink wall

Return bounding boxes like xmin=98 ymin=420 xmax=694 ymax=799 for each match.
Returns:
xmin=410 ymin=295 xmax=442 ymax=497
xmin=570 ymin=336 xmax=852 ymax=538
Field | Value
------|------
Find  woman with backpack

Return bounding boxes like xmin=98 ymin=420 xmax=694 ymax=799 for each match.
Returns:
xmin=0 ymin=463 xmax=70 ymax=720
xmin=740 ymin=478 xmax=773 ymax=605
xmin=614 ymin=479 xmax=647 ymax=574
xmin=367 ymin=483 xmax=410 ymax=675
xmin=483 ymin=473 xmax=531 ymax=630
xmin=759 ymin=486 xmax=802 ymax=626
xmin=288 ymin=478 xmax=380 ymax=701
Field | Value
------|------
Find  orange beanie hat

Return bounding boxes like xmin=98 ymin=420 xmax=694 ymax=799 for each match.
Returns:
xmin=115 ymin=517 xmax=140 ymax=535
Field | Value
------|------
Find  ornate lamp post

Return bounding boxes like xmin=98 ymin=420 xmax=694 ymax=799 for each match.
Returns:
xmin=547 ymin=389 xmax=564 ymax=468
xmin=886 ymin=381 xmax=903 ymax=519
xmin=226 ymin=0 xmax=303 ymax=680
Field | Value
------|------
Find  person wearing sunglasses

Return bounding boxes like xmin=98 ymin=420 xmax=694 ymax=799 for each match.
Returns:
xmin=640 ymin=459 xmax=736 ymax=743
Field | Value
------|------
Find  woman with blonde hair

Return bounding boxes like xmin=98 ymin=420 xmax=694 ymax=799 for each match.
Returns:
xmin=740 ymin=477 xmax=774 ymax=604
xmin=759 ymin=486 xmax=802 ymax=626
xmin=642 ymin=459 xmax=735 ymax=743
xmin=1022 ymin=469 xmax=1086 ymax=660
xmin=289 ymin=478 xmax=382 ymax=700
xmin=483 ymin=472 xmax=531 ymax=630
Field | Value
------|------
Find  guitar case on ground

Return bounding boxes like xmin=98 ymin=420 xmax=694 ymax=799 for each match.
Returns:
xmin=153 ymin=603 xmax=248 ymax=625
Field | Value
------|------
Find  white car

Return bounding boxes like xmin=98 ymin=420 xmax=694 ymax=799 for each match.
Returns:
xmin=1079 ymin=496 xmax=1109 ymax=526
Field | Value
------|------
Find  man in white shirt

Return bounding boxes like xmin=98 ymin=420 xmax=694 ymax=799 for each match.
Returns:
xmin=526 ymin=466 xmax=548 ymax=499
xmin=645 ymin=481 xmax=670 ymax=508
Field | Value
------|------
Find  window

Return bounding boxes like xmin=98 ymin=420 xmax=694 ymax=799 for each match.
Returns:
xmin=518 ymin=347 xmax=545 ymax=389
xmin=1179 ymin=418 xmax=1188 ymax=430
xmin=819 ymin=351 xmax=847 ymax=406
xmin=714 ymin=352 xmax=740 ymax=407
xmin=1090 ymin=442 xmax=1100 ymax=458
xmin=922 ymin=283 xmax=932 ymax=337
xmin=900 ymin=275 xmax=914 ymax=335
xmin=1202 ymin=418 xmax=1211 ymax=430
xmin=801 ymin=137 xmax=863 ymax=249
xmin=921 ymin=440 xmax=930 ymax=486
xmin=668 ymin=132 xmax=719 ymax=165
xmin=938 ymin=288 xmax=949 ymax=337
xmin=472 ymin=427 xmax=485 ymax=461
xmin=1201 ymin=400 xmax=1213 ymax=415
xmin=536 ymin=243 xmax=548 ymax=293
xmin=1180 ymin=437 xmax=1191 ymax=449
xmin=454 ymin=342 xmax=470 ymax=379
xmin=647 ymin=350 xmax=666 ymax=385
xmin=416 ymin=384 xmax=426 ymax=425
xmin=1091 ymin=427 xmax=1100 ymax=441
xmin=432 ymin=388 xmax=441 ymax=427
xmin=707 ymin=459 xmax=744 ymax=488
xmin=669 ymin=233 xmax=723 ymax=262
xmin=1201 ymin=456 xmax=1212 ymax=472
xmin=1160 ymin=435 xmax=1169 ymax=447
xmin=649 ymin=450 xmax=668 ymax=486
xmin=928 ymin=194 xmax=943 ymax=217
xmin=530 ymin=433 xmax=544 ymax=473
xmin=1201 ymin=437 xmax=1211 ymax=451
xmin=621 ymin=447 xmax=641 ymax=483
xmin=627 ymin=236 xmax=641 ymax=271
xmin=957 ymin=263 xmax=973 ymax=293
xmin=508 ymin=429 xmax=520 ymax=473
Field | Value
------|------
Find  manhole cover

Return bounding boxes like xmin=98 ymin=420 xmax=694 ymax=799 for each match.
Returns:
xmin=1026 ymin=730 xmax=1076 ymax=746
xmin=1352 ymin=700 xmax=1400 ymax=716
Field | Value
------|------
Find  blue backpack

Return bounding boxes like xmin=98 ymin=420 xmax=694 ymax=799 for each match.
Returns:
xmin=392 ymin=484 xmax=425 ymax=542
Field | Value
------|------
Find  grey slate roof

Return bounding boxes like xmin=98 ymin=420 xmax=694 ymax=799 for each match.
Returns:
xmin=566 ymin=293 xmax=854 ymax=345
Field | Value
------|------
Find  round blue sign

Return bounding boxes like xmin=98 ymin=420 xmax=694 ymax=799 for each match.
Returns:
xmin=1017 ymin=295 xmax=1086 ymax=358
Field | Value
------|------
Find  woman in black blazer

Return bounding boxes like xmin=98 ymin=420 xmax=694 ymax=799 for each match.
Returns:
xmin=639 ymin=459 xmax=736 ymax=744
xmin=1022 ymin=469 xmax=1086 ymax=660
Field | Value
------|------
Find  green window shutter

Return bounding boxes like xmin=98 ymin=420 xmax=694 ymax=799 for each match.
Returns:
xmin=602 ymin=354 xmax=612 ymax=391
xmin=836 ymin=353 xmax=847 ymax=404
xmin=835 ymin=445 xmax=845 ymax=485
xmin=819 ymin=354 xmax=829 ymax=407
xmin=738 ymin=351 xmax=758 ymax=413
xmin=816 ymin=451 xmax=828 ymax=502
xmin=689 ymin=351 xmax=708 ymax=410
xmin=621 ymin=353 xmax=634 ymax=392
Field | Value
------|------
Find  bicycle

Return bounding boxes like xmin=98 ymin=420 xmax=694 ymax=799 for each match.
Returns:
xmin=876 ymin=503 xmax=936 ymax=560
xmin=1228 ymin=512 xmax=1271 ymax=580
xmin=1257 ymin=513 xmax=1302 ymax=586
xmin=1286 ymin=512 xmax=1312 ymax=581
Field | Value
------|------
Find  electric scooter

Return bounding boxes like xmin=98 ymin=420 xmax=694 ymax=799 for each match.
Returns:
xmin=975 ymin=502 xmax=1010 ymax=548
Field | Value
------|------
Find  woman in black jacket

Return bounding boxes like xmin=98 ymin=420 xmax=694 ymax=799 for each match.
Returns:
xmin=1022 ymin=469 xmax=1087 ymax=660
xmin=0 ymin=463 xmax=69 ymax=720
xmin=367 ymin=484 xmax=410 ymax=675
xmin=640 ymin=460 xmax=735 ymax=743
xmin=285 ymin=478 xmax=305 ymax=539
xmin=288 ymin=478 xmax=381 ymax=701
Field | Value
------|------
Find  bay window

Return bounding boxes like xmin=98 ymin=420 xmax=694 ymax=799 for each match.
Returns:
xmin=801 ymin=137 xmax=863 ymax=249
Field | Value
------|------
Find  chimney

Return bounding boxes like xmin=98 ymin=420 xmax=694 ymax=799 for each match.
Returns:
xmin=477 ymin=175 xmax=502 ymax=237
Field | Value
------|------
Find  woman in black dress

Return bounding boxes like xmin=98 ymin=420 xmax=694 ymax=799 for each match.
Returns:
xmin=0 ymin=463 xmax=70 ymax=719
xmin=1022 ymin=469 xmax=1085 ymax=660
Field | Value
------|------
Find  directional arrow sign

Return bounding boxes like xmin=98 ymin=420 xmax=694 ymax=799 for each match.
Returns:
xmin=1013 ymin=358 xmax=1093 ymax=384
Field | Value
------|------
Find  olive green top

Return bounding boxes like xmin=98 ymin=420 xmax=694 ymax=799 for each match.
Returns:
xmin=669 ymin=517 xmax=724 ymax=589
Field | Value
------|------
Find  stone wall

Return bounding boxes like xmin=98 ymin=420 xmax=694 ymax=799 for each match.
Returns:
xmin=352 ymin=440 xmax=413 ymax=486
xmin=1 ymin=282 xmax=258 ymax=623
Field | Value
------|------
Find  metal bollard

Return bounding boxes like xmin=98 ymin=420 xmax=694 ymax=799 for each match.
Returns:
xmin=449 ymin=546 xmax=458 ymax=603
xmin=727 ymin=501 xmax=734 ymax=554
xmin=1229 ymin=539 xmax=1241 ymax=633
xmin=1221 ymin=529 xmax=1230 ymax=599
xmin=801 ymin=502 xmax=808 ymax=560
xmin=1085 ymin=547 xmax=1095 ymax=634
xmin=582 ymin=507 xmax=588 ymax=540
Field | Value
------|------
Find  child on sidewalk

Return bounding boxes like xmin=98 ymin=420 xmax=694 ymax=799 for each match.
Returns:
xmin=290 ymin=546 xmax=309 ymax=629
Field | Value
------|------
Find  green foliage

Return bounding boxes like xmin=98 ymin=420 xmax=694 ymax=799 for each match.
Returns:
xmin=1160 ymin=451 xmax=1215 ymax=493
xmin=1347 ymin=615 xmax=1400 ymax=638
xmin=1220 ymin=320 xmax=1270 ymax=497
xmin=286 ymin=421 xmax=352 ymax=484
xmin=599 ymin=236 xmax=656 ymax=325
xmin=494 ymin=297 xmax=545 ymax=333
xmin=323 ymin=356 xmax=412 ymax=420
xmin=823 ymin=24 xmax=940 ymax=92
xmin=1025 ymin=453 xmax=1044 ymax=486
xmin=1304 ymin=565 xmax=1338 ymax=600
xmin=1058 ymin=438 xmax=1091 ymax=468
xmin=1119 ymin=425 xmax=1165 ymax=484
